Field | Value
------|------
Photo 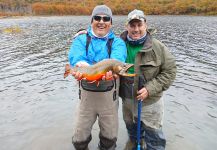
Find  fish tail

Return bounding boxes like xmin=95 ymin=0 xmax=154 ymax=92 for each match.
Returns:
xmin=88 ymin=80 xmax=97 ymax=84
xmin=64 ymin=64 xmax=71 ymax=78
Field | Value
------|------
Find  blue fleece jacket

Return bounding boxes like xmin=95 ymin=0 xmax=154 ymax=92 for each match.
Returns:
xmin=68 ymin=27 xmax=127 ymax=66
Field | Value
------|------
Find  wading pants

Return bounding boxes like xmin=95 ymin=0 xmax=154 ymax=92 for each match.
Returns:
xmin=72 ymin=79 xmax=119 ymax=150
xmin=122 ymin=97 xmax=166 ymax=150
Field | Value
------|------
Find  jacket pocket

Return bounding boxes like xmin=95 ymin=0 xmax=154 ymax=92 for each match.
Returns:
xmin=140 ymin=60 xmax=161 ymax=81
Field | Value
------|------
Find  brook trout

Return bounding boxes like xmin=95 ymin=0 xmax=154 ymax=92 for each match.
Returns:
xmin=64 ymin=59 xmax=135 ymax=83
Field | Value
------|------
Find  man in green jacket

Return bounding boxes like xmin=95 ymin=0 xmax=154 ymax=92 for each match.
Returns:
xmin=119 ymin=9 xmax=177 ymax=150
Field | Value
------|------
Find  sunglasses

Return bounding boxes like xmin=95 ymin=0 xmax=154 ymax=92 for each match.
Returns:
xmin=93 ymin=16 xmax=111 ymax=22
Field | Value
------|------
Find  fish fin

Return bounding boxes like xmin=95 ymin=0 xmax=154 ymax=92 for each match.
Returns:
xmin=64 ymin=72 xmax=68 ymax=78
xmin=96 ymin=81 xmax=100 ymax=87
xmin=64 ymin=64 xmax=71 ymax=78
xmin=87 ymin=80 xmax=100 ymax=86
xmin=88 ymin=80 xmax=96 ymax=84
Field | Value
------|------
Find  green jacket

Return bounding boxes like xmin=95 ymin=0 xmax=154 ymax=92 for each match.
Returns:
xmin=120 ymin=29 xmax=177 ymax=105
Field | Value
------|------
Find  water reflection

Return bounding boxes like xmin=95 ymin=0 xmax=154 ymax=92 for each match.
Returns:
xmin=0 ymin=16 xmax=217 ymax=150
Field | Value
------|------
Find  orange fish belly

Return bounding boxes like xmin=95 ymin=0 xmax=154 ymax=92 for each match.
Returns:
xmin=84 ymin=73 xmax=105 ymax=81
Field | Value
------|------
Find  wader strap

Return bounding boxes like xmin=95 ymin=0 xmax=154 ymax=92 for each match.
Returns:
xmin=85 ymin=33 xmax=114 ymax=58
xmin=79 ymin=81 xmax=81 ymax=99
xmin=113 ymin=79 xmax=117 ymax=101
xmin=86 ymin=34 xmax=91 ymax=56
xmin=114 ymin=79 xmax=117 ymax=90
xmin=106 ymin=38 xmax=114 ymax=58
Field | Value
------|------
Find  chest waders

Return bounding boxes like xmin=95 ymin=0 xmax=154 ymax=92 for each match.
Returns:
xmin=72 ymin=33 xmax=118 ymax=150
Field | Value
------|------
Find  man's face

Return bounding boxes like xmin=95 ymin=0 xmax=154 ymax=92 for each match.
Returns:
xmin=91 ymin=14 xmax=112 ymax=37
xmin=127 ymin=19 xmax=147 ymax=40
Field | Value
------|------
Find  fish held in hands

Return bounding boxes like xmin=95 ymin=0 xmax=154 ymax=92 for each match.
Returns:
xmin=64 ymin=59 xmax=135 ymax=83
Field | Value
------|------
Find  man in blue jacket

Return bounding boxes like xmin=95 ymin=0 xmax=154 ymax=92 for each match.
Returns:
xmin=68 ymin=5 xmax=127 ymax=150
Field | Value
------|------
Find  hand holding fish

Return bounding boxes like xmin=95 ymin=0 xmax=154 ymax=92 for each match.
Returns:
xmin=72 ymin=61 xmax=90 ymax=80
xmin=101 ymin=70 xmax=119 ymax=80
xmin=71 ymin=71 xmax=83 ymax=81
xmin=72 ymin=70 xmax=115 ymax=81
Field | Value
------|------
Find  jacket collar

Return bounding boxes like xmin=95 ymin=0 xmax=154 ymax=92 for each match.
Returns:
xmin=120 ymin=28 xmax=156 ymax=52
xmin=87 ymin=26 xmax=114 ymax=40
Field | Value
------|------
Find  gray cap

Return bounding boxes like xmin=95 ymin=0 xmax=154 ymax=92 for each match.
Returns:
xmin=127 ymin=9 xmax=146 ymax=24
xmin=91 ymin=5 xmax=112 ymax=18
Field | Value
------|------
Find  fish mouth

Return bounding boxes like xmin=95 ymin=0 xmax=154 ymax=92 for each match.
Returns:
xmin=120 ymin=72 xmax=136 ymax=77
xmin=119 ymin=63 xmax=136 ymax=77
xmin=125 ymin=63 xmax=134 ymax=71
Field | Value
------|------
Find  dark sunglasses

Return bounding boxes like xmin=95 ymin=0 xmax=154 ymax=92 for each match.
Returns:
xmin=93 ymin=16 xmax=111 ymax=22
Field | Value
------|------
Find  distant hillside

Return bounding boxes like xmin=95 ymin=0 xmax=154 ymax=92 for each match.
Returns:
xmin=0 ymin=0 xmax=217 ymax=16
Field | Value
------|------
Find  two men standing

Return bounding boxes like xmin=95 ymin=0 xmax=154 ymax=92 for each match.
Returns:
xmin=68 ymin=5 xmax=176 ymax=150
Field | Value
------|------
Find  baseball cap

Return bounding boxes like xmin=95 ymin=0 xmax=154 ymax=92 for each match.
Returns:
xmin=127 ymin=9 xmax=146 ymax=24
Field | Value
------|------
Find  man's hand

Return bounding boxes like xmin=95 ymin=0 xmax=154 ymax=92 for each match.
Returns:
xmin=136 ymin=87 xmax=149 ymax=101
xmin=72 ymin=61 xmax=89 ymax=80
xmin=102 ymin=71 xmax=119 ymax=81
xmin=71 ymin=71 xmax=83 ymax=80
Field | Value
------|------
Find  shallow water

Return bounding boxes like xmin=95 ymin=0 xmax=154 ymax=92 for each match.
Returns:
xmin=0 ymin=16 xmax=217 ymax=150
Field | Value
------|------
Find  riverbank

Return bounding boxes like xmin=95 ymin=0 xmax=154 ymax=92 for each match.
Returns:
xmin=1 ymin=13 xmax=216 ymax=20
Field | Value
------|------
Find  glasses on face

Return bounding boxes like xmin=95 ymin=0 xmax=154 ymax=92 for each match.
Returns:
xmin=93 ymin=16 xmax=111 ymax=22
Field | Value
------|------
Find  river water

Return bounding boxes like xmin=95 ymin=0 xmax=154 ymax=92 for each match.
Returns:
xmin=0 ymin=16 xmax=217 ymax=150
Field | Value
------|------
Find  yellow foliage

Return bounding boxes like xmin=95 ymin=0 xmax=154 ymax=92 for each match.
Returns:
xmin=0 ymin=0 xmax=216 ymax=15
xmin=2 ymin=26 xmax=21 ymax=33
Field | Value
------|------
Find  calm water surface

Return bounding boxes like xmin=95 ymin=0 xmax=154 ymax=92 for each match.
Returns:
xmin=0 ymin=16 xmax=217 ymax=150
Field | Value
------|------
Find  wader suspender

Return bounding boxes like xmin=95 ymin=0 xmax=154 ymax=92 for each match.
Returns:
xmin=85 ymin=34 xmax=114 ymax=58
xmin=79 ymin=81 xmax=81 ymax=99
xmin=113 ymin=79 xmax=117 ymax=101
